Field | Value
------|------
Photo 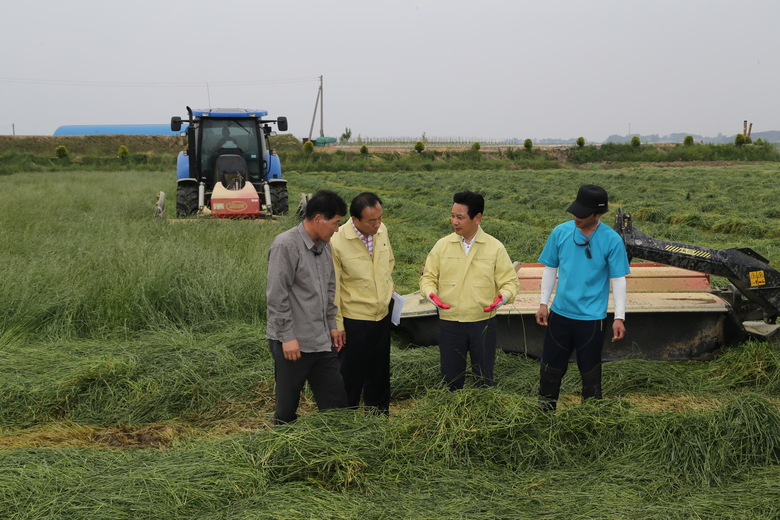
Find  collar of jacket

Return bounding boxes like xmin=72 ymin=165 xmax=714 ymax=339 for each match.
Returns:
xmin=296 ymin=221 xmax=319 ymax=251
xmin=343 ymin=220 xmax=384 ymax=240
xmin=447 ymin=225 xmax=484 ymax=244
xmin=342 ymin=219 xmax=361 ymax=240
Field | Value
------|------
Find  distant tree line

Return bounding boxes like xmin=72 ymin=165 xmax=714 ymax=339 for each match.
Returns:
xmin=603 ymin=131 xmax=780 ymax=144
xmin=505 ymin=131 xmax=780 ymax=145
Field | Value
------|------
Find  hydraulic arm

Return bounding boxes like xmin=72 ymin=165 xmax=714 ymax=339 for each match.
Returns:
xmin=614 ymin=208 xmax=780 ymax=323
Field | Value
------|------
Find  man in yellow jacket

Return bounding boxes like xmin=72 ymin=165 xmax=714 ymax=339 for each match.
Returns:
xmin=420 ymin=191 xmax=519 ymax=390
xmin=331 ymin=192 xmax=395 ymax=414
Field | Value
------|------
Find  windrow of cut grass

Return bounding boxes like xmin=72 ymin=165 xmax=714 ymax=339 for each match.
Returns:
xmin=0 ymin=327 xmax=273 ymax=428
xmin=2 ymin=328 xmax=778 ymax=431
xmin=2 ymin=392 xmax=780 ymax=518
xmin=392 ymin=391 xmax=780 ymax=487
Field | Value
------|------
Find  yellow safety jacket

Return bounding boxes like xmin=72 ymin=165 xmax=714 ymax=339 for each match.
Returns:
xmin=420 ymin=227 xmax=519 ymax=322
xmin=331 ymin=221 xmax=395 ymax=330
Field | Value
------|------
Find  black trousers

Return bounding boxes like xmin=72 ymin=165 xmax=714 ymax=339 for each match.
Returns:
xmin=339 ymin=304 xmax=392 ymax=414
xmin=539 ymin=312 xmax=605 ymax=409
xmin=269 ymin=340 xmax=347 ymax=425
xmin=438 ymin=317 xmax=498 ymax=390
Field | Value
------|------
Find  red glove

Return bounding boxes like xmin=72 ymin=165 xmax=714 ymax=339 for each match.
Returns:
xmin=483 ymin=294 xmax=505 ymax=312
xmin=428 ymin=293 xmax=451 ymax=309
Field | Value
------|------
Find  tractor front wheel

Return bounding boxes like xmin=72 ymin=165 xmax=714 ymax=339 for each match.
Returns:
xmin=176 ymin=185 xmax=199 ymax=217
xmin=270 ymin=185 xmax=289 ymax=216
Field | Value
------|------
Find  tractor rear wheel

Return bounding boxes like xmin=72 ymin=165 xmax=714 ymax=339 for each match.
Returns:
xmin=176 ymin=185 xmax=199 ymax=217
xmin=270 ymin=185 xmax=289 ymax=216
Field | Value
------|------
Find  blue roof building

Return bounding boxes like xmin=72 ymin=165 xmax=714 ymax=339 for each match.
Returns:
xmin=54 ymin=124 xmax=187 ymax=136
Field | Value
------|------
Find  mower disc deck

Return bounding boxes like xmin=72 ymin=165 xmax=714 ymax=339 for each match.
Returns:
xmin=398 ymin=263 xmax=746 ymax=361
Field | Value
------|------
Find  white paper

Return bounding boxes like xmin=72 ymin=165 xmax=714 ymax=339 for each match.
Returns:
xmin=391 ymin=292 xmax=404 ymax=326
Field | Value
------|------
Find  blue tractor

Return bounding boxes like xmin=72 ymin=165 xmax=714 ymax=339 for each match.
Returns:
xmin=170 ymin=107 xmax=289 ymax=218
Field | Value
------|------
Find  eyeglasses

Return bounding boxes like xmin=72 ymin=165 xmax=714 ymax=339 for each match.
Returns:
xmin=573 ymin=232 xmax=592 ymax=259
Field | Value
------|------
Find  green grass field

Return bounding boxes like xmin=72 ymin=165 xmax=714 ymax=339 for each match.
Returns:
xmin=2 ymin=165 xmax=780 ymax=518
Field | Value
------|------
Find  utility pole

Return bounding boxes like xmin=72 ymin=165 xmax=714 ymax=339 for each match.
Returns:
xmin=319 ymin=75 xmax=324 ymax=138
xmin=12 ymin=124 xmax=15 ymax=136
xmin=308 ymin=75 xmax=324 ymax=141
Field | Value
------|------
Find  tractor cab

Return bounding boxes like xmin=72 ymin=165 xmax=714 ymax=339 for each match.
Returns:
xmin=170 ymin=107 xmax=289 ymax=218
xmin=200 ymin=119 xmax=261 ymax=186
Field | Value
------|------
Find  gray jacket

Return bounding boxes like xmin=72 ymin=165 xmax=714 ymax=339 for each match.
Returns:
xmin=266 ymin=223 xmax=337 ymax=352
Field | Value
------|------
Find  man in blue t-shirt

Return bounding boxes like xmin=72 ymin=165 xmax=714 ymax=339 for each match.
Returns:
xmin=535 ymin=184 xmax=630 ymax=411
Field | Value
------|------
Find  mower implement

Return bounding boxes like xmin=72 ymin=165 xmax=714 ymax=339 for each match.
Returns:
xmin=398 ymin=263 xmax=745 ymax=361
xmin=211 ymin=182 xmax=261 ymax=218
xmin=614 ymin=207 xmax=780 ymax=325
xmin=398 ymin=208 xmax=780 ymax=361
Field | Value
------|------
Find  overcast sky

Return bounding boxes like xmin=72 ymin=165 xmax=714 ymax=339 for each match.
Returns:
xmin=2 ymin=0 xmax=778 ymax=142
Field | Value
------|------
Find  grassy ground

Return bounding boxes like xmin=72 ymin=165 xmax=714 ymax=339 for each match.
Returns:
xmin=2 ymin=165 xmax=780 ymax=518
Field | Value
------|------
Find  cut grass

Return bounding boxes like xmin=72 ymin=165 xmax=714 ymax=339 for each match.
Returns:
xmin=2 ymin=336 xmax=779 ymax=434
xmin=4 ymin=166 xmax=780 ymax=338
xmin=2 ymin=165 xmax=780 ymax=517
xmin=1 ymin=393 xmax=780 ymax=518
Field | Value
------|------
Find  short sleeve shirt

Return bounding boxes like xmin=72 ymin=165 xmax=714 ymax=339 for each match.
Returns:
xmin=538 ymin=220 xmax=630 ymax=320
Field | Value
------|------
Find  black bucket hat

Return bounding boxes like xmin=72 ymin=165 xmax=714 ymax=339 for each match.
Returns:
xmin=567 ymin=184 xmax=608 ymax=218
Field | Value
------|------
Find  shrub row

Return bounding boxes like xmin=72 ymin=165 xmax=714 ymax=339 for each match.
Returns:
xmin=565 ymin=141 xmax=780 ymax=164
xmin=0 ymin=151 xmax=176 ymax=174
xmin=3 ymin=141 xmax=779 ymax=176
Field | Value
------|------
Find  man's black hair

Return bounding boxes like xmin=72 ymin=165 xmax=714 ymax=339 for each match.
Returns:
xmin=452 ymin=190 xmax=484 ymax=219
xmin=350 ymin=192 xmax=383 ymax=219
xmin=305 ymin=190 xmax=347 ymax=221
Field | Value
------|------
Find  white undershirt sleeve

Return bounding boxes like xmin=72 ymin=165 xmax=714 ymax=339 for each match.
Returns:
xmin=611 ymin=276 xmax=627 ymax=320
xmin=540 ymin=266 xmax=557 ymax=306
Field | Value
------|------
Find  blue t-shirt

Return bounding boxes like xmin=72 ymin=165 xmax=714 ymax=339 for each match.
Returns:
xmin=538 ymin=220 xmax=630 ymax=320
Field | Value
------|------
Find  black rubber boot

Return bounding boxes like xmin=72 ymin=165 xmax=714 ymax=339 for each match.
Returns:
xmin=539 ymin=363 xmax=565 ymax=411
xmin=580 ymin=364 xmax=603 ymax=402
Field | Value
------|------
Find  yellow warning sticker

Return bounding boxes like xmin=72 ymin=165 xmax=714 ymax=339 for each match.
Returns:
xmin=664 ymin=245 xmax=711 ymax=258
xmin=750 ymin=270 xmax=766 ymax=287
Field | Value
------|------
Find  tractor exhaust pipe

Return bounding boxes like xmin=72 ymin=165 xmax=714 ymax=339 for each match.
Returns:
xmin=263 ymin=183 xmax=273 ymax=215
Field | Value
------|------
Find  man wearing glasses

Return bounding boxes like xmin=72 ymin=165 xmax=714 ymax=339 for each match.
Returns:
xmin=331 ymin=192 xmax=396 ymax=415
xmin=535 ymin=184 xmax=630 ymax=411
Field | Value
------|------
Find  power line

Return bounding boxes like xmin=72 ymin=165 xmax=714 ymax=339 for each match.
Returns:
xmin=0 ymin=76 xmax=319 ymax=88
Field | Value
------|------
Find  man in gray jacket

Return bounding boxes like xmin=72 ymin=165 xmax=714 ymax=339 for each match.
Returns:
xmin=266 ymin=190 xmax=348 ymax=424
